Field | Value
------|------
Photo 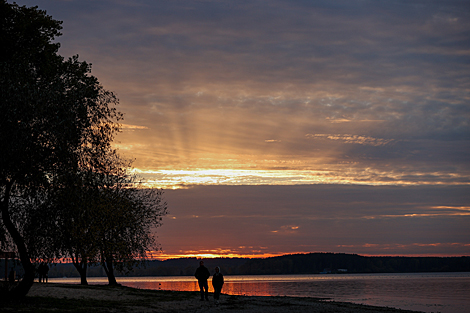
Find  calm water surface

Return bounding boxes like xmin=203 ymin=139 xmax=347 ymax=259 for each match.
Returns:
xmin=50 ymin=272 xmax=470 ymax=313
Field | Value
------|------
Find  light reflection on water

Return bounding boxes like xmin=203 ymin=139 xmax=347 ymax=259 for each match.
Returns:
xmin=50 ymin=272 xmax=470 ymax=313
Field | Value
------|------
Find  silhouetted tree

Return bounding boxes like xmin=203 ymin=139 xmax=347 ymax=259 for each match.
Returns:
xmin=49 ymin=162 xmax=167 ymax=286
xmin=48 ymin=170 xmax=106 ymax=285
xmin=1 ymin=1 xmax=121 ymax=297
xmin=95 ymin=178 xmax=167 ymax=285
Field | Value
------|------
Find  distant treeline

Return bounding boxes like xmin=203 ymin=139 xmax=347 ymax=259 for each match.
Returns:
xmin=232 ymin=253 xmax=470 ymax=275
xmin=4 ymin=253 xmax=468 ymax=279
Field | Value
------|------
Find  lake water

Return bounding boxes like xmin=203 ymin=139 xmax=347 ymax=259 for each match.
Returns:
xmin=50 ymin=272 xmax=470 ymax=313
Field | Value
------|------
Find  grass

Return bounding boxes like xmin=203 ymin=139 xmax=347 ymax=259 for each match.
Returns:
xmin=0 ymin=283 xmax=423 ymax=313
xmin=0 ymin=284 xmax=201 ymax=313
xmin=2 ymin=296 xmax=123 ymax=313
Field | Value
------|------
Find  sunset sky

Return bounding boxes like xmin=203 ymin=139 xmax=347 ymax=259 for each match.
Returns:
xmin=17 ymin=0 xmax=470 ymax=258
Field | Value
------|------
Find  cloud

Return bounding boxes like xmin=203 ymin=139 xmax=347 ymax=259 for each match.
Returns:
xmin=306 ymin=134 xmax=394 ymax=146
xmin=120 ymin=124 xmax=149 ymax=131
xmin=19 ymin=0 xmax=470 ymax=185
xmin=13 ymin=0 xmax=470 ymax=259
xmin=271 ymin=225 xmax=300 ymax=234
xmin=157 ymin=185 xmax=470 ymax=256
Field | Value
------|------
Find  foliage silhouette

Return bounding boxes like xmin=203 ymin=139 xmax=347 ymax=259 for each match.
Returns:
xmin=1 ymin=0 xmax=123 ymax=297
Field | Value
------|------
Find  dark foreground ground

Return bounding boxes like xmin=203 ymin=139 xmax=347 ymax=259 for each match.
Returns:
xmin=1 ymin=282 xmax=423 ymax=313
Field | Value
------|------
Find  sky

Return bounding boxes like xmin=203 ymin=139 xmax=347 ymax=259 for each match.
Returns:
xmin=15 ymin=0 xmax=470 ymax=258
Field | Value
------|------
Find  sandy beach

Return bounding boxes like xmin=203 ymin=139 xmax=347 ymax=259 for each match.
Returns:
xmin=0 ymin=282 xmax=423 ymax=312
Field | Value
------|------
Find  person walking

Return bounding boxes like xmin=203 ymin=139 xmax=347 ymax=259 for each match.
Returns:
xmin=37 ymin=263 xmax=45 ymax=283
xmin=8 ymin=268 xmax=15 ymax=284
xmin=212 ymin=266 xmax=224 ymax=304
xmin=43 ymin=263 xmax=49 ymax=283
xmin=195 ymin=260 xmax=210 ymax=301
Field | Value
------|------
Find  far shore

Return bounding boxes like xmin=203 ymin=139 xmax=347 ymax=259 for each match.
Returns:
xmin=0 ymin=282 xmax=423 ymax=312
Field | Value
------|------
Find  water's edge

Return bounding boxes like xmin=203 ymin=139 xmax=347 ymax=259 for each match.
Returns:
xmin=50 ymin=272 xmax=470 ymax=313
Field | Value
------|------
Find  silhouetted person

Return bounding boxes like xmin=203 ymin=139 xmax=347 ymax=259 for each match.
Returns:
xmin=8 ymin=268 xmax=15 ymax=283
xmin=212 ymin=266 xmax=224 ymax=304
xmin=38 ymin=263 xmax=45 ymax=283
xmin=43 ymin=263 xmax=49 ymax=283
xmin=195 ymin=260 xmax=210 ymax=301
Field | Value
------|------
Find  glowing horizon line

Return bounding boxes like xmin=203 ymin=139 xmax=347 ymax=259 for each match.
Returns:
xmin=129 ymin=168 xmax=470 ymax=189
xmin=148 ymin=251 xmax=470 ymax=261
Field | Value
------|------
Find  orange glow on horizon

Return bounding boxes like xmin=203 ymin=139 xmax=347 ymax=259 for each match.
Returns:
xmin=128 ymin=168 xmax=470 ymax=190
xmin=147 ymin=251 xmax=469 ymax=261
xmin=149 ymin=252 xmax=288 ymax=261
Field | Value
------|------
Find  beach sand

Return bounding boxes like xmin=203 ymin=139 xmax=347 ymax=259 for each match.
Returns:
xmin=9 ymin=282 xmax=423 ymax=312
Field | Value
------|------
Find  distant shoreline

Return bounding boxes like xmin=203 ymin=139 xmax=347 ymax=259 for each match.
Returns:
xmin=7 ymin=252 xmax=465 ymax=278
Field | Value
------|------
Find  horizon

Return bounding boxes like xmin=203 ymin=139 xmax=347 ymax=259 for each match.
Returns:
xmin=13 ymin=0 xmax=470 ymax=259
xmin=26 ymin=251 xmax=470 ymax=264
xmin=152 ymin=251 xmax=470 ymax=261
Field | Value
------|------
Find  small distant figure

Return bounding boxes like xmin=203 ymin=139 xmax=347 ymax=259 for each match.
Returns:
xmin=43 ymin=263 xmax=49 ymax=283
xmin=212 ymin=266 xmax=224 ymax=305
xmin=8 ymin=268 xmax=15 ymax=283
xmin=194 ymin=260 xmax=210 ymax=301
xmin=38 ymin=262 xmax=49 ymax=283
xmin=38 ymin=263 xmax=44 ymax=283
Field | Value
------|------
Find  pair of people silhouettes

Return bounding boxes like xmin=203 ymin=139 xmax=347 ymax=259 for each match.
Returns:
xmin=195 ymin=260 xmax=224 ymax=304
xmin=37 ymin=262 xmax=49 ymax=283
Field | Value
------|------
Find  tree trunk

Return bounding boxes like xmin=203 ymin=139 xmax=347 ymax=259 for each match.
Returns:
xmin=72 ymin=256 xmax=88 ymax=285
xmin=102 ymin=255 xmax=119 ymax=286
xmin=0 ymin=181 xmax=35 ymax=299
